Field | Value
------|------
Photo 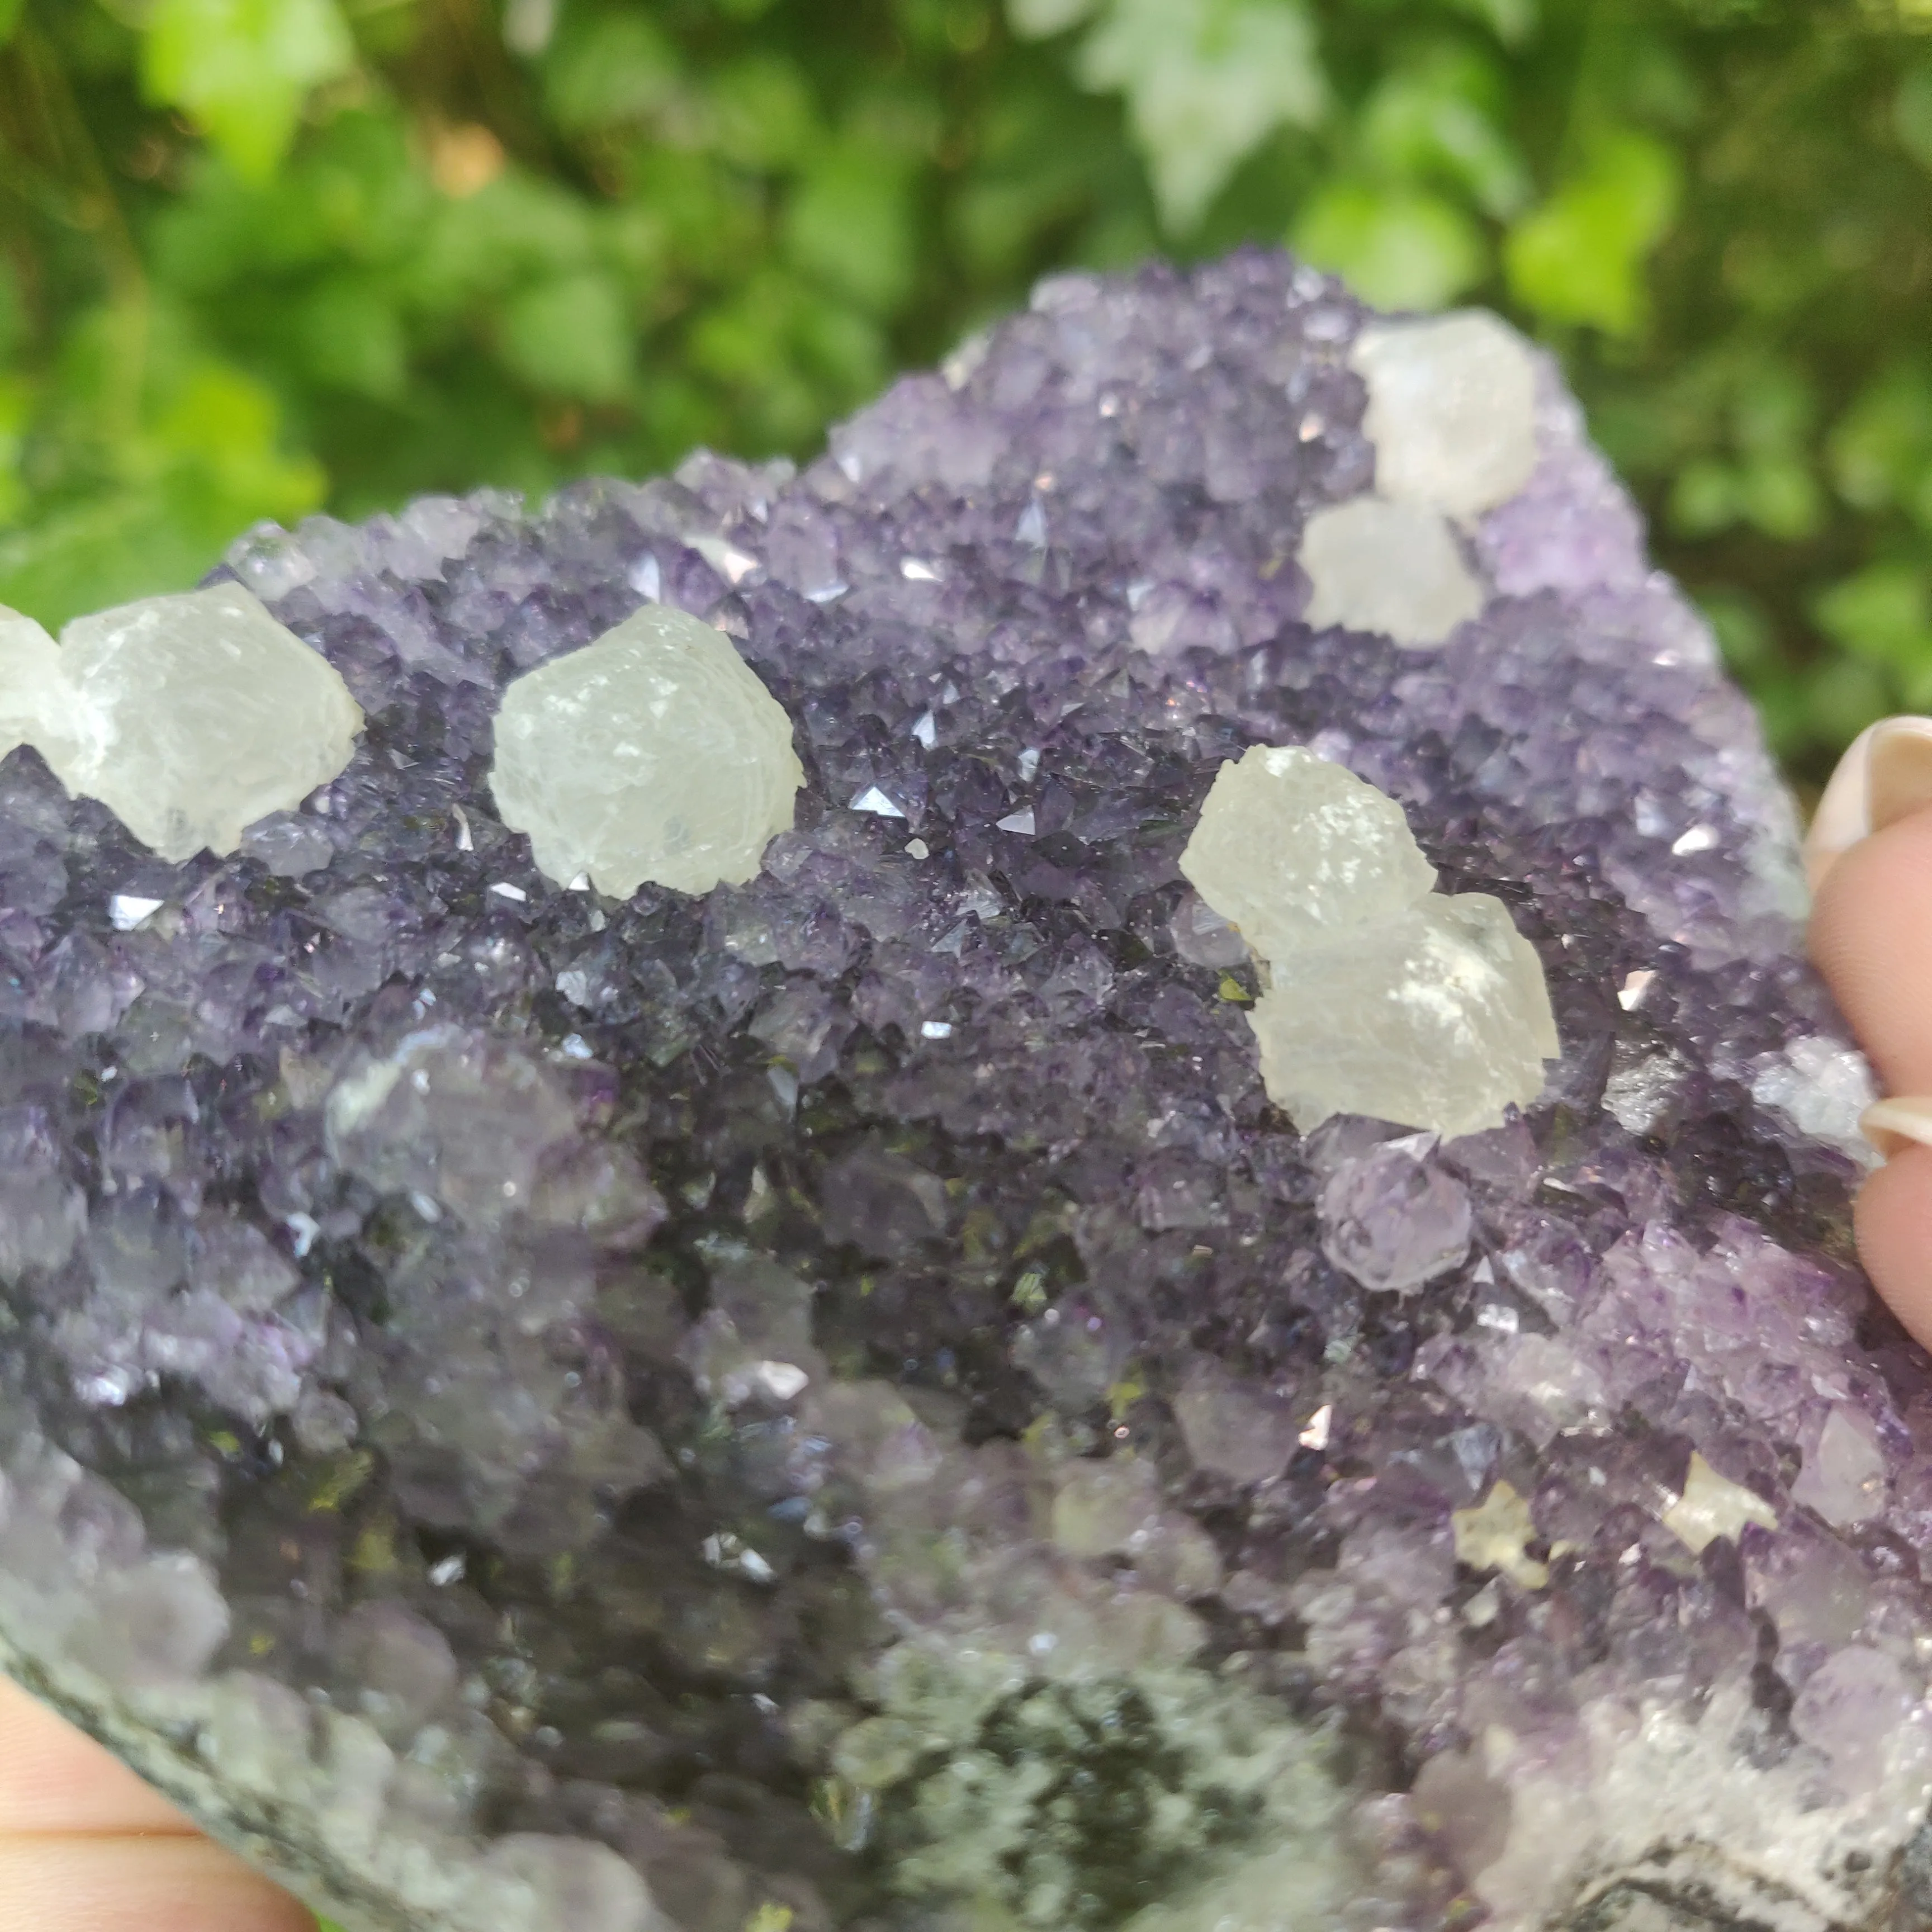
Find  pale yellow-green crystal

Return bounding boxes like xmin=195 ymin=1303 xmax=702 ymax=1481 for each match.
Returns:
xmin=0 ymin=605 xmax=67 ymax=765
xmin=8 ymin=584 xmax=363 ymax=862
xmin=1178 ymin=745 xmax=1436 ymax=956
xmin=489 ymin=603 xmax=804 ymax=898
xmin=1181 ymin=745 xmax=1557 ymax=1138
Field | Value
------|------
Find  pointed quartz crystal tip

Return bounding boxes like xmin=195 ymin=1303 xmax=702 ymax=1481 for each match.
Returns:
xmin=490 ymin=602 xmax=806 ymax=898
xmin=6 ymin=583 xmax=363 ymax=862
xmin=1349 ymin=310 xmax=1540 ymax=520
xmin=1178 ymin=745 xmax=1438 ymax=957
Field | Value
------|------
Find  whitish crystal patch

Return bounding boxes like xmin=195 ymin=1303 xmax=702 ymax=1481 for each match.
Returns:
xmin=7 ymin=584 xmax=363 ymax=863
xmin=1178 ymin=745 xmax=1436 ymax=956
xmin=0 ymin=605 xmax=67 ymax=764
xmin=490 ymin=602 xmax=804 ymax=898
xmin=1299 ymin=496 xmax=1484 ymax=648
xmin=1181 ymin=746 xmax=1556 ymax=1137
xmin=1351 ymin=309 xmax=1540 ymax=519
xmin=1251 ymin=895 xmax=1557 ymax=1137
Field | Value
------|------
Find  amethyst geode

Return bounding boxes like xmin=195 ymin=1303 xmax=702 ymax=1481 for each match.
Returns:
xmin=0 ymin=252 xmax=1921 ymax=1932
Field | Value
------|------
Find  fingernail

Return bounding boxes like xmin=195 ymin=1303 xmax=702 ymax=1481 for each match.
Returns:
xmin=1860 ymin=1096 xmax=1932 ymax=1158
xmin=1804 ymin=716 xmax=1932 ymax=892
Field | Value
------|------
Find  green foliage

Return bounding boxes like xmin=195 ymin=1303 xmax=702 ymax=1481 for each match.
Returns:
xmin=3 ymin=0 xmax=1932 ymax=784
xmin=143 ymin=0 xmax=357 ymax=181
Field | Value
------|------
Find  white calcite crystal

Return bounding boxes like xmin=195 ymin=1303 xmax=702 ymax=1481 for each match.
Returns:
xmin=0 ymin=605 xmax=68 ymax=763
xmin=1180 ymin=745 xmax=1557 ymax=1138
xmin=1294 ymin=309 xmax=1540 ymax=651
xmin=1178 ymin=745 xmax=1437 ymax=955
xmin=1349 ymin=309 xmax=1540 ymax=520
xmin=490 ymin=602 xmax=804 ymax=898
xmin=1298 ymin=496 xmax=1484 ymax=648
xmin=1251 ymin=896 xmax=1558 ymax=1138
xmin=2 ymin=585 xmax=363 ymax=862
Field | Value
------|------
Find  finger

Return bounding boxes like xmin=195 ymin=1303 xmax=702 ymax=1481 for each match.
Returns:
xmin=1854 ymin=1144 xmax=1932 ymax=1351
xmin=0 ymin=1834 xmax=314 ymax=1932
xmin=1803 ymin=714 xmax=1932 ymax=891
xmin=1809 ymin=801 xmax=1932 ymax=1095
xmin=0 ymin=1677 xmax=196 ymax=1837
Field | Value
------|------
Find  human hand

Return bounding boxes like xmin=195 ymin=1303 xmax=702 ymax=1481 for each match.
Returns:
xmin=0 ymin=1673 xmax=314 ymax=1932
xmin=1807 ymin=717 xmax=1932 ymax=1347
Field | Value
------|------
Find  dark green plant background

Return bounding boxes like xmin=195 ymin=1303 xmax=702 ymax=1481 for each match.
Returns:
xmin=5 ymin=0 xmax=1932 ymax=793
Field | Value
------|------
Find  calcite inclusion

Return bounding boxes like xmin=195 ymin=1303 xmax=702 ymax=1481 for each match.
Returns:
xmin=0 ymin=252 xmax=1917 ymax=1932
xmin=2 ymin=584 xmax=363 ymax=861
xmin=1180 ymin=745 xmax=1556 ymax=1136
xmin=489 ymin=602 xmax=804 ymax=897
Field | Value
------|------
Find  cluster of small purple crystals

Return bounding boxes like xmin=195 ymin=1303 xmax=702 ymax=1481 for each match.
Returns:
xmin=0 ymin=249 xmax=1926 ymax=1932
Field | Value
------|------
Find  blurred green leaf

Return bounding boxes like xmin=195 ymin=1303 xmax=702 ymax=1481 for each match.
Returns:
xmin=1829 ymin=362 xmax=1932 ymax=514
xmin=1294 ymin=180 xmax=1485 ymax=311
xmin=1075 ymin=0 xmax=1327 ymax=233
xmin=0 ymin=357 xmax=324 ymax=627
xmin=1007 ymin=0 xmax=1101 ymax=37
xmin=787 ymin=138 xmax=918 ymax=314
xmin=1897 ymin=63 xmax=1932 ymax=173
xmin=543 ymin=8 xmax=679 ymax=134
xmin=0 ymin=0 xmax=25 ymax=49
xmin=1813 ymin=562 xmax=1932 ymax=700
xmin=142 ymin=0 xmax=357 ymax=182
xmin=1445 ymin=0 xmax=1537 ymax=44
xmin=1504 ymin=126 xmax=1680 ymax=335
xmin=1669 ymin=457 xmax=1739 ymax=536
xmin=1358 ymin=51 xmax=1530 ymax=219
xmin=498 ymin=270 xmax=633 ymax=401
xmin=296 ymin=274 xmax=408 ymax=399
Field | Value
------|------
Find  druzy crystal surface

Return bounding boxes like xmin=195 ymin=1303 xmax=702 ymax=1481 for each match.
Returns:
xmin=490 ymin=603 xmax=805 ymax=897
xmin=0 ymin=251 xmax=1922 ymax=1932
xmin=3 ymin=583 xmax=364 ymax=863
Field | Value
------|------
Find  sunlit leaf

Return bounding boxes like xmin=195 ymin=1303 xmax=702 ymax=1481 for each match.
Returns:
xmin=143 ymin=0 xmax=357 ymax=182
xmin=1075 ymin=0 xmax=1327 ymax=233
xmin=1294 ymin=180 xmax=1485 ymax=312
xmin=1503 ymin=127 xmax=1680 ymax=335
xmin=0 ymin=0 xmax=25 ymax=50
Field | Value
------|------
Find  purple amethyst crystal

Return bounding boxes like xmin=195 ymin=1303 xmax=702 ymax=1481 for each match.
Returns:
xmin=0 ymin=252 xmax=1920 ymax=1932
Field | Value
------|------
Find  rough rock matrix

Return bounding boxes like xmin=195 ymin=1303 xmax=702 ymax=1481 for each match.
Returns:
xmin=0 ymin=253 xmax=1920 ymax=1932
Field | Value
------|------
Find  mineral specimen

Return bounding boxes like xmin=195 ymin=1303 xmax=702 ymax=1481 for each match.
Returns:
xmin=1180 ymin=744 xmax=1556 ymax=1135
xmin=2 ymin=583 xmax=363 ymax=861
xmin=0 ymin=250 xmax=1916 ymax=1932
xmin=1177 ymin=745 xmax=1439 ymax=953
xmin=489 ymin=602 xmax=804 ymax=897
xmin=1298 ymin=495 xmax=1484 ymax=646
xmin=1349 ymin=311 xmax=1539 ymax=519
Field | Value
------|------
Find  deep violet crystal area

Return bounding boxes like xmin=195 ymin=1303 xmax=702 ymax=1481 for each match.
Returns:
xmin=0 ymin=250 xmax=1921 ymax=1932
